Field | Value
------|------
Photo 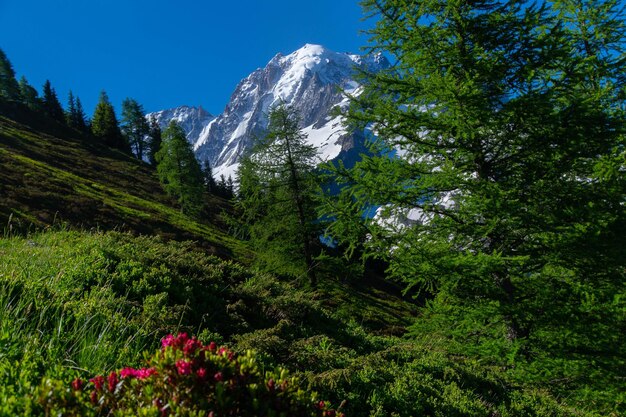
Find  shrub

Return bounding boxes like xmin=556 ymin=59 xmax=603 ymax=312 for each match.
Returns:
xmin=37 ymin=333 xmax=344 ymax=417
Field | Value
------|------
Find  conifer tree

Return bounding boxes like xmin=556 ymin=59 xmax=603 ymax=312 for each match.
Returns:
xmin=42 ymin=80 xmax=65 ymax=123
xmin=65 ymin=90 xmax=77 ymax=127
xmin=91 ymin=90 xmax=129 ymax=151
xmin=236 ymin=104 xmax=320 ymax=285
xmin=325 ymin=0 xmax=626 ymax=360
xmin=147 ymin=116 xmax=162 ymax=166
xmin=18 ymin=76 xmax=40 ymax=110
xmin=156 ymin=121 xmax=204 ymax=215
xmin=121 ymin=97 xmax=150 ymax=160
xmin=0 ymin=48 xmax=20 ymax=101
xmin=74 ymin=96 xmax=88 ymax=132
xmin=202 ymin=159 xmax=217 ymax=194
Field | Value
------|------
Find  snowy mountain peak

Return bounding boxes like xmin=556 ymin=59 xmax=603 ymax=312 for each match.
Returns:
xmin=147 ymin=106 xmax=215 ymax=144
xmin=151 ymin=45 xmax=390 ymax=179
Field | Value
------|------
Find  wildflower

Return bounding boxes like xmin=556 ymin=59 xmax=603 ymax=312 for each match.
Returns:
xmin=90 ymin=390 xmax=98 ymax=404
xmin=214 ymin=372 xmax=223 ymax=382
xmin=197 ymin=367 xmax=207 ymax=379
xmin=71 ymin=378 xmax=84 ymax=391
xmin=208 ymin=341 xmax=217 ymax=352
xmin=90 ymin=375 xmax=105 ymax=391
xmin=183 ymin=337 xmax=201 ymax=356
xmin=120 ymin=367 xmax=157 ymax=379
xmin=161 ymin=334 xmax=176 ymax=349
xmin=108 ymin=371 xmax=119 ymax=391
xmin=176 ymin=360 xmax=192 ymax=375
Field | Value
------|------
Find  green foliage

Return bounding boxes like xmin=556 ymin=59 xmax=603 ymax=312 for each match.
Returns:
xmin=0 ymin=48 xmax=20 ymax=101
xmin=323 ymin=0 xmax=626 ymax=385
xmin=17 ymin=76 xmax=40 ymax=111
xmin=235 ymin=104 xmax=321 ymax=285
xmin=121 ymin=97 xmax=150 ymax=160
xmin=202 ymin=158 xmax=218 ymax=194
xmin=0 ymin=230 xmax=601 ymax=416
xmin=37 ymin=333 xmax=342 ymax=417
xmin=66 ymin=90 xmax=88 ymax=132
xmin=156 ymin=121 xmax=205 ymax=216
xmin=42 ymin=80 xmax=65 ymax=123
xmin=91 ymin=90 xmax=129 ymax=151
xmin=147 ymin=116 xmax=162 ymax=167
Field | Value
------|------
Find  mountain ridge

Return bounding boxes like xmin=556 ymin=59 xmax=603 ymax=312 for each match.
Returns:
xmin=147 ymin=44 xmax=389 ymax=178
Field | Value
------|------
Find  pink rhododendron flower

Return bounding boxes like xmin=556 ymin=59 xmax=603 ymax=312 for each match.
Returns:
xmin=208 ymin=341 xmax=217 ymax=352
xmin=120 ymin=367 xmax=156 ymax=379
xmin=107 ymin=371 xmax=118 ymax=391
xmin=71 ymin=378 xmax=84 ymax=391
xmin=183 ymin=338 xmax=201 ymax=355
xmin=161 ymin=334 xmax=176 ymax=348
xmin=176 ymin=359 xmax=192 ymax=375
xmin=90 ymin=375 xmax=105 ymax=391
xmin=196 ymin=367 xmax=207 ymax=379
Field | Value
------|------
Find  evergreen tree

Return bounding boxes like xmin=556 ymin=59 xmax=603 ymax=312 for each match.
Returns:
xmin=156 ymin=121 xmax=205 ymax=215
xmin=202 ymin=158 xmax=217 ymax=194
xmin=91 ymin=90 xmax=129 ymax=151
xmin=65 ymin=90 xmax=77 ymax=127
xmin=74 ymin=96 xmax=88 ymax=132
xmin=42 ymin=80 xmax=65 ymax=123
xmin=235 ymin=104 xmax=320 ymax=285
xmin=0 ymin=48 xmax=20 ymax=101
xmin=121 ymin=97 xmax=150 ymax=160
xmin=18 ymin=76 xmax=40 ymax=110
xmin=147 ymin=116 xmax=162 ymax=166
xmin=325 ymin=0 xmax=625 ymax=363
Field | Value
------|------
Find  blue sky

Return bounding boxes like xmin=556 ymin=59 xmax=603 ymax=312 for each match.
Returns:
xmin=0 ymin=0 xmax=373 ymax=115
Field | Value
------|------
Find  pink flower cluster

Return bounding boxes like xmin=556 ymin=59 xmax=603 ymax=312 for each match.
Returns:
xmin=67 ymin=334 xmax=345 ymax=416
xmin=120 ymin=367 xmax=157 ymax=379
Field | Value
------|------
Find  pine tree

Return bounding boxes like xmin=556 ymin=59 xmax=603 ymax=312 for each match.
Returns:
xmin=325 ymin=0 xmax=625 ymax=359
xmin=202 ymin=159 xmax=217 ymax=194
xmin=65 ymin=90 xmax=77 ymax=127
xmin=0 ymin=48 xmax=20 ymax=101
xmin=235 ymin=104 xmax=320 ymax=285
xmin=18 ymin=76 xmax=40 ymax=110
xmin=42 ymin=80 xmax=65 ymax=123
xmin=74 ymin=96 xmax=88 ymax=132
xmin=91 ymin=90 xmax=129 ymax=151
xmin=155 ymin=121 xmax=205 ymax=215
xmin=147 ymin=116 xmax=162 ymax=166
xmin=121 ymin=97 xmax=150 ymax=160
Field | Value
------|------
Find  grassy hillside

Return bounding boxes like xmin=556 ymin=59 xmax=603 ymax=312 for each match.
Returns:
xmin=0 ymin=103 xmax=245 ymax=258
xmin=0 ymin=230 xmax=587 ymax=416
xmin=0 ymin=107 xmax=616 ymax=416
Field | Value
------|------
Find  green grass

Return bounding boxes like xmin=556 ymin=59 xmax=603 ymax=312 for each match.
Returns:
xmin=0 ymin=230 xmax=593 ymax=416
xmin=0 ymin=113 xmax=248 ymax=259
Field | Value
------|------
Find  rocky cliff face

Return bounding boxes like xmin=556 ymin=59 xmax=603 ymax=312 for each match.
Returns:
xmin=148 ymin=44 xmax=389 ymax=178
xmin=147 ymin=105 xmax=214 ymax=145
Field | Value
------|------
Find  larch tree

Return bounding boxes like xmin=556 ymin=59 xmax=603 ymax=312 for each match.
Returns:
xmin=18 ymin=76 xmax=40 ymax=110
xmin=324 ymin=0 xmax=626 ymax=363
xmin=155 ymin=120 xmax=205 ymax=215
xmin=0 ymin=48 xmax=20 ymax=101
xmin=121 ymin=97 xmax=150 ymax=160
xmin=236 ymin=104 xmax=320 ymax=286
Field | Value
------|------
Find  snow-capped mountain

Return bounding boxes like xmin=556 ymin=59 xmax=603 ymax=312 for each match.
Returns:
xmin=149 ymin=44 xmax=390 ymax=178
xmin=147 ymin=105 xmax=215 ymax=145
